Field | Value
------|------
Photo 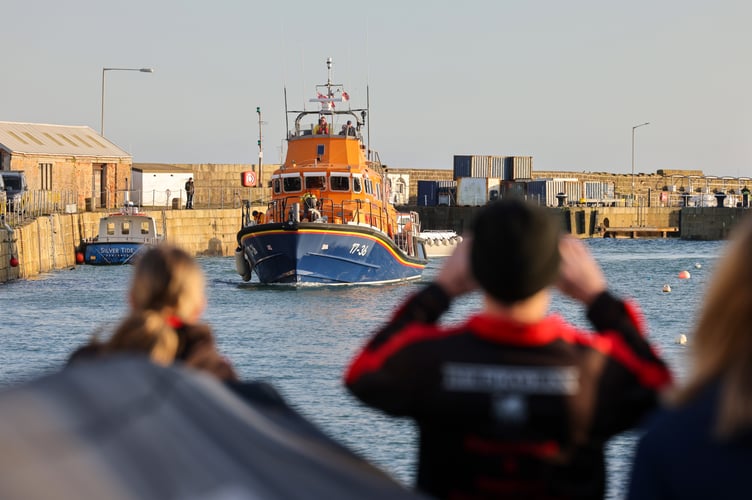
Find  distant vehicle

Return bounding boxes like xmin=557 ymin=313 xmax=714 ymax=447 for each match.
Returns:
xmin=0 ymin=174 xmax=5 ymax=210
xmin=1 ymin=171 xmax=28 ymax=212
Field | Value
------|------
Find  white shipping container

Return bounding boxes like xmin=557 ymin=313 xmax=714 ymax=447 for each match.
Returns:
xmin=470 ymin=156 xmax=491 ymax=178
xmin=583 ymin=181 xmax=614 ymax=201
xmin=526 ymin=178 xmax=580 ymax=206
xmin=489 ymin=156 xmax=505 ymax=179
xmin=548 ymin=178 xmax=580 ymax=206
xmin=509 ymin=156 xmax=533 ymax=180
xmin=487 ymin=178 xmax=501 ymax=202
xmin=456 ymin=177 xmax=488 ymax=206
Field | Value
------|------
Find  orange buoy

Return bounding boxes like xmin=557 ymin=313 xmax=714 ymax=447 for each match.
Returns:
xmin=678 ymin=270 xmax=691 ymax=279
xmin=9 ymin=256 xmax=19 ymax=267
xmin=75 ymin=252 xmax=84 ymax=264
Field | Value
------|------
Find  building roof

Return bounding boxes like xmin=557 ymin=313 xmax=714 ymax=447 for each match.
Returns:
xmin=132 ymin=163 xmax=193 ymax=174
xmin=0 ymin=121 xmax=130 ymax=158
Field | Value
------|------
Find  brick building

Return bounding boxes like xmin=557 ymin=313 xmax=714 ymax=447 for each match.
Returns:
xmin=0 ymin=121 xmax=131 ymax=210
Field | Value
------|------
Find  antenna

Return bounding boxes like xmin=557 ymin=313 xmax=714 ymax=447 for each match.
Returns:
xmin=284 ymin=86 xmax=289 ymax=161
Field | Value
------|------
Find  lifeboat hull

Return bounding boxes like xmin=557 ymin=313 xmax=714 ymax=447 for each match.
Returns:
xmin=237 ymin=222 xmax=426 ymax=285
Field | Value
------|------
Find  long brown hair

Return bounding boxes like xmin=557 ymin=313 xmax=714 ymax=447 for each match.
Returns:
xmin=675 ymin=217 xmax=752 ymax=437
xmin=105 ymin=310 xmax=180 ymax=365
xmin=69 ymin=245 xmax=236 ymax=380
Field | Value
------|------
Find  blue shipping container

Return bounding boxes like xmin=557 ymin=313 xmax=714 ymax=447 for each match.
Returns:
xmin=453 ymin=156 xmax=472 ymax=179
xmin=417 ymin=180 xmax=438 ymax=206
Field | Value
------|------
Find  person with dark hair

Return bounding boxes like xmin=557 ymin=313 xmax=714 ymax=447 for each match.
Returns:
xmin=344 ymin=198 xmax=672 ymax=499
xmin=340 ymin=120 xmax=356 ymax=136
xmin=185 ymin=177 xmax=195 ymax=209
xmin=314 ymin=116 xmax=329 ymax=135
xmin=628 ymin=216 xmax=752 ymax=499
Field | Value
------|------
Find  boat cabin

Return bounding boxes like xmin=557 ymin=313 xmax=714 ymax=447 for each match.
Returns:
xmin=94 ymin=205 xmax=161 ymax=244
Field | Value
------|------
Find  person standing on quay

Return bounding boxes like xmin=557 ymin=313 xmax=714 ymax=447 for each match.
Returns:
xmin=628 ymin=216 xmax=752 ymax=500
xmin=345 ymin=198 xmax=672 ymax=499
xmin=185 ymin=177 xmax=195 ymax=209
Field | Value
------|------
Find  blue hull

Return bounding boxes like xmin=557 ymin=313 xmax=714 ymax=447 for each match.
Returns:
xmin=83 ymin=243 xmax=148 ymax=265
xmin=237 ymin=222 xmax=426 ymax=284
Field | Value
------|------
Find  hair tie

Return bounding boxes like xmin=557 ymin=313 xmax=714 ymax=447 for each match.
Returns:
xmin=166 ymin=316 xmax=184 ymax=329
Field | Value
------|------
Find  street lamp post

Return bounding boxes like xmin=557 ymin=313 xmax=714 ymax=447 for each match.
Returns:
xmin=256 ymin=106 xmax=262 ymax=174
xmin=631 ymin=122 xmax=650 ymax=204
xmin=101 ymin=67 xmax=154 ymax=136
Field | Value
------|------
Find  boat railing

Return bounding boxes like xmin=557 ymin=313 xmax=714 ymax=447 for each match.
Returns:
xmin=261 ymin=195 xmax=423 ymax=257
xmin=265 ymin=195 xmax=392 ymax=234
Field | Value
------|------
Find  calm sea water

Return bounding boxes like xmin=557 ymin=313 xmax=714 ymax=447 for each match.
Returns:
xmin=0 ymin=238 xmax=726 ymax=498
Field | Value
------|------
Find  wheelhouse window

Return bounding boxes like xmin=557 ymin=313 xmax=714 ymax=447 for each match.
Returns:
xmin=272 ymin=177 xmax=282 ymax=194
xmin=106 ymin=222 xmax=115 ymax=236
xmin=352 ymin=175 xmax=362 ymax=194
xmin=282 ymin=174 xmax=302 ymax=192
xmin=375 ymin=182 xmax=382 ymax=201
xmin=304 ymin=172 xmax=327 ymax=191
xmin=121 ymin=222 xmax=130 ymax=235
xmin=364 ymin=178 xmax=374 ymax=196
xmin=330 ymin=174 xmax=350 ymax=192
xmin=140 ymin=222 xmax=150 ymax=235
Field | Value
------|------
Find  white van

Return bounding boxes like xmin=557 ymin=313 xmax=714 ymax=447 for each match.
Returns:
xmin=1 ymin=171 xmax=28 ymax=212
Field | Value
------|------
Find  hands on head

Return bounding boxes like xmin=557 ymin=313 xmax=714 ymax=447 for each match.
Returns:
xmin=555 ymin=236 xmax=607 ymax=306
xmin=435 ymin=237 xmax=478 ymax=297
xmin=435 ymin=234 xmax=606 ymax=306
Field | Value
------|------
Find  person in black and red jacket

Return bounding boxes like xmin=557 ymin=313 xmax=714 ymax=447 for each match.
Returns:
xmin=345 ymin=198 xmax=672 ymax=500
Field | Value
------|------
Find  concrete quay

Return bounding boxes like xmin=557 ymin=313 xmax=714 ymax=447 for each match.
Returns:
xmin=1 ymin=205 xmax=748 ymax=282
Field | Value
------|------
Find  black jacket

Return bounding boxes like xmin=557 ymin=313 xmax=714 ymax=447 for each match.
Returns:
xmin=345 ymin=284 xmax=671 ymax=499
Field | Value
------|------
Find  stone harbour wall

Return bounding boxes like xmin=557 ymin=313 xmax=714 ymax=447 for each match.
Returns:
xmin=1 ymin=208 xmax=243 ymax=282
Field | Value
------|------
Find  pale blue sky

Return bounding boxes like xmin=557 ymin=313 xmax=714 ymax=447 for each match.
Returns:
xmin=3 ymin=0 xmax=750 ymax=177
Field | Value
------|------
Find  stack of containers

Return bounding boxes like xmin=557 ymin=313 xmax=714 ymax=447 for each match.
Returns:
xmin=452 ymin=155 xmax=535 ymax=204
xmin=525 ymin=178 xmax=581 ymax=207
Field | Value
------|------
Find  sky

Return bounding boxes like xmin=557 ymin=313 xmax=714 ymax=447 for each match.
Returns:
xmin=2 ymin=0 xmax=751 ymax=177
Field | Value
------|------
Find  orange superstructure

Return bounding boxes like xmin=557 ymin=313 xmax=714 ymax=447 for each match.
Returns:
xmin=262 ymin=59 xmax=406 ymax=241
xmin=236 ymin=58 xmax=425 ymax=285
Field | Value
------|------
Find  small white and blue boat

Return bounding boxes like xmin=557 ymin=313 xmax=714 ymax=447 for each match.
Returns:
xmin=78 ymin=204 xmax=163 ymax=265
xmin=417 ymin=230 xmax=463 ymax=258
